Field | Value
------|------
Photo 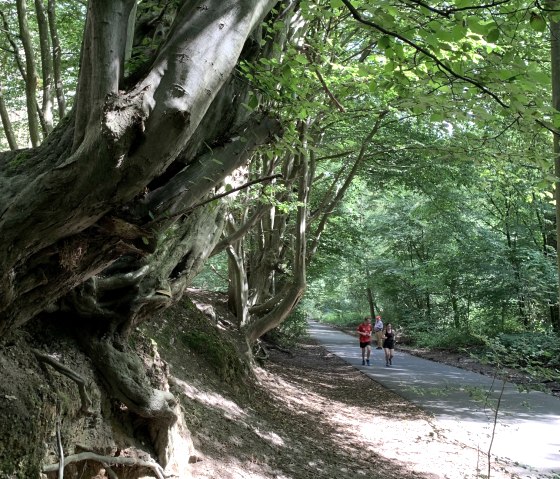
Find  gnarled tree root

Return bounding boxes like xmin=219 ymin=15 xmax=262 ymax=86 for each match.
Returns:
xmin=32 ymin=349 xmax=93 ymax=414
xmin=86 ymin=338 xmax=177 ymax=421
xmin=42 ymin=452 xmax=166 ymax=479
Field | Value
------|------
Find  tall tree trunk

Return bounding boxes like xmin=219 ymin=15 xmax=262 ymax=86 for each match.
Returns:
xmin=47 ymin=0 xmax=66 ymax=119
xmin=366 ymin=286 xmax=376 ymax=318
xmin=0 ymin=84 xmax=18 ymax=150
xmin=16 ymin=0 xmax=41 ymax=146
xmin=35 ymin=0 xmax=54 ymax=134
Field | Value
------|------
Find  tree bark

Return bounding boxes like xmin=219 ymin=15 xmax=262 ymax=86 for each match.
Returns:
xmin=0 ymin=84 xmax=18 ymax=150
xmin=366 ymin=286 xmax=376 ymax=318
xmin=35 ymin=0 xmax=54 ymax=133
xmin=16 ymin=0 xmax=41 ymax=146
xmin=0 ymin=0 xmax=279 ymax=339
xmin=47 ymin=0 xmax=66 ymax=119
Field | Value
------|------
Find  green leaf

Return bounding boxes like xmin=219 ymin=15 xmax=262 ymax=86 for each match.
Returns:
xmin=486 ymin=28 xmax=500 ymax=43
xmin=378 ymin=36 xmax=391 ymax=49
xmin=248 ymin=94 xmax=259 ymax=111
xmin=530 ymin=14 xmax=546 ymax=32
xmin=430 ymin=112 xmax=445 ymax=122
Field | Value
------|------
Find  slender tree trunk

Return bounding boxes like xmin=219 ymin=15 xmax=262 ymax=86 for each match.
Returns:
xmin=0 ymin=84 xmax=18 ymax=150
xmin=450 ymin=288 xmax=460 ymax=329
xmin=47 ymin=0 xmax=66 ymax=118
xmin=366 ymin=286 xmax=376 ymax=318
xmin=16 ymin=0 xmax=41 ymax=146
xmin=35 ymin=0 xmax=54 ymax=134
xmin=227 ymin=243 xmax=249 ymax=327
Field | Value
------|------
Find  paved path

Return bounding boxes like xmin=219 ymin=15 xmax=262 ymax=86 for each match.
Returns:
xmin=307 ymin=320 xmax=560 ymax=478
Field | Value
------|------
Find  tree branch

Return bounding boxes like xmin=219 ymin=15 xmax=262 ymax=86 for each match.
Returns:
xmin=340 ymin=0 xmax=508 ymax=108
xmin=186 ymin=174 xmax=283 ymax=217
xmin=309 ymin=110 xmax=388 ymax=258
xmin=314 ymin=67 xmax=346 ymax=112
xmin=398 ymin=0 xmax=515 ymax=17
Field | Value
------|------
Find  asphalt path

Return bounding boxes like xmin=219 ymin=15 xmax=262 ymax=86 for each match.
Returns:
xmin=307 ymin=320 xmax=560 ymax=478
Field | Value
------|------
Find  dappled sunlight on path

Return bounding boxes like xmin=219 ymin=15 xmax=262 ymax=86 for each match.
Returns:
xmin=308 ymin=320 xmax=560 ymax=478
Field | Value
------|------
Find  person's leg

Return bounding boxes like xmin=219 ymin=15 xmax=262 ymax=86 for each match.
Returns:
xmin=376 ymin=331 xmax=383 ymax=349
xmin=384 ymin=348 xmax=390 ymax=366
xmin=366 ymin=344 xmax=371 ymax=365
xmin=361 ymin=346 xmax=366 ymax=365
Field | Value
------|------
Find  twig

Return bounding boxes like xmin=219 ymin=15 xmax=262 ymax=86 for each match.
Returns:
xmin=43 ymin=453 xmax=165 ymax=479
xmin=32 ymin=349 xmax=92 ymax=414
xmin=314 ymin=67 xmax=346 ymax=112
xmin=103 ymin=465 xmax=119 ymax=479
xmin=188 ymin=174 xmax=283 ymax=211
xmin=487 ymin=378 xmax=507 ymax=479
xmin=210 ymin=264 xmax=229 ymax=282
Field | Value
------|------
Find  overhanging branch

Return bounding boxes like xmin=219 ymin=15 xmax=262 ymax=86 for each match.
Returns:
xmin=340 ymin=0 xmax=508 ymax=108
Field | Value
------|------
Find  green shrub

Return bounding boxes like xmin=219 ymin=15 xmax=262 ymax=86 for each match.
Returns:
xmin=484 ymin=333 xmax=560 ymax=369
xmin=411 ymin=328 xmax=485 ymax=350
xmin=265 ymin=309 xmax=309 ymax=347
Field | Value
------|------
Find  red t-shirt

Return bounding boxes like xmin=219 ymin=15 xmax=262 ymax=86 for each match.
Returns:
xmin=357 ymin=323 xmax=372 ymax=342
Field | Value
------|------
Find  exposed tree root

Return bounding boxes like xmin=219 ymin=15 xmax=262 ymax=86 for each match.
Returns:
xmin=56 ymin=418 xmax=64 ymax=479
xmin=32 ymin=348 xmax=93 ymax=414
xmin=262 ymin=340 xmax=294 ymax=356
xmin=86 ymin=338 xmax=177 ymax=420
xmin=42 ymin=452 xmax=166 ymax=479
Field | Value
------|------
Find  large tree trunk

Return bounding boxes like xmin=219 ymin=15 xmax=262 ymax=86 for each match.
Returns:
xmin=0 ymin=0 xmax=281 ymax=475
xmin=0 ymin=0 xmax=279 ymax=338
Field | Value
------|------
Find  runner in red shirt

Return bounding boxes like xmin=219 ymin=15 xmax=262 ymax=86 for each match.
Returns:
xmin=356 ymin=317 xmax=372 ymax=366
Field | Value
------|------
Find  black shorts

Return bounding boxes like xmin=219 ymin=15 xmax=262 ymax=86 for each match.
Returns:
xmin=383 ymin=340 xmax=395 ymax=349
xmin=360 ymin=341 xmax=371 ymax=349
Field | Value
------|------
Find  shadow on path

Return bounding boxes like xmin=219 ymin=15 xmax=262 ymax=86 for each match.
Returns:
xmin=308 ymin=320 xmax=560 ymax=477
